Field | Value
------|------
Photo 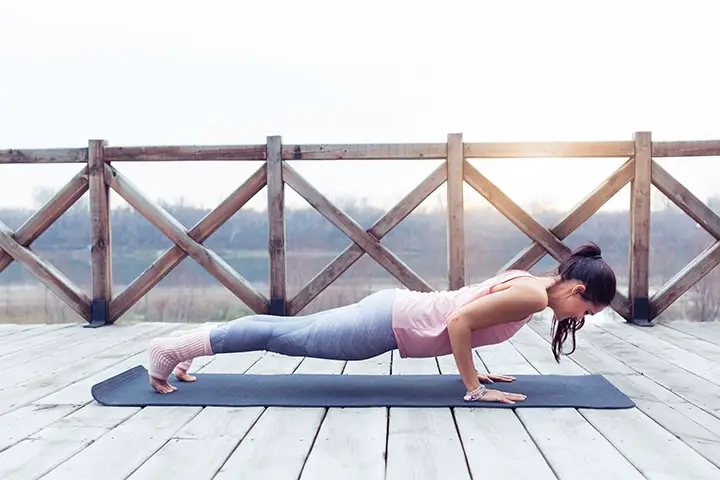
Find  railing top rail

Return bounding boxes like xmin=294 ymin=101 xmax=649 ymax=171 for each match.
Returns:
xmin=3 ymin=138 xmax=720 ymax=164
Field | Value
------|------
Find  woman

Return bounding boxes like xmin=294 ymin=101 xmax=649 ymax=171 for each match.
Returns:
xmin=148 ymin=242 xmax=616 ymax=404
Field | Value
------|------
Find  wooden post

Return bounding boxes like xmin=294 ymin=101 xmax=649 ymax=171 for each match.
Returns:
xmin=447 ymin=133 xmax=465 ymax=290
xmin=629 ymin=131 xmax=652 ymax=326
xmin=267 ymin=135 xmax=286 ymax=315
xmin=88 ymin=139 xmax=112 ymax=327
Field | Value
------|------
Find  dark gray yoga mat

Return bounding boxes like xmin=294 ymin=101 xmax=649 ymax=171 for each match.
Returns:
xmin=91 ymin=365 xmax=635 ymax=409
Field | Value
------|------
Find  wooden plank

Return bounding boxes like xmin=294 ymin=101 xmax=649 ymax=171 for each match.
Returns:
xmin=473 ymin=341 xmax=540 ymax=375
xmin=287 ymin=163 xmax=446 ymax=315
xmin=624 ymin=400 xmax=720 ymax=470
xmin=447 ymin=133 xmax=465 ymax=290
xmin=88 ymin=139 xmax=112 ymax=323
xmin=649 ymin=323 xmax=720 ymax=365
xmin=528 ymin=316 xmax=711 ymax=404
xmin=128 ymin=362 xmax=265 ymax=480
xmin=501 ymin=157 xmax=634 ymax=272
xmin=475 ymin=332 xmax=644 ymax=479
xmin=0 ymin=326 xmax=89 ymax=367
xmin=576 ymin=322 xmax=720 ymax=413
xmin=0 ymin=323 xmax=74 ymax=350
xmin=663 ymin=321 xmax=720 ymax=348
xmin=463 ymin=160 xmax=571 ymax=261
xmin=282 ymin=162 xmax=433 ymax=293
xmin=33 ymin=325 xmax=190 ymax=406
xmin=41 ymin=406 xmax=202 ymax=480
xmin=0 ymin=404 xmax=139 ymax=480
xmin=0 ymin=220 xmax=91 ymax=321
xmin=104 ymin=164 xmax=268 ymax=313
xmin=529 ymin=317 xmax=720 ymax=470
xmin=0 ymin=148 xmax=88 ymax=164
xmin=0 ymin=166 xmax=89 ymax=274
xmin=300 ymin=353 xmax=390 ymax=480
xmin=629 ymin=132 xmax=651 ymax=311
xmin=212 ymin=346 xmax=325 ymax=479
xmin=128 ymin=438 xmax=239 ymax=480
xmin=105 ymin=144 xmax=266 ymax=161
xmin=386 ymin=354 xmax=472 ymax=480
xmin=1 ymin=324 xmax=161 ymax=393
xmin=538 ymin=317 xmax=720 ymax=475
xmin=464 ymin=141 xmax=634 ymax=158
xmin=651 ymin=159 xmax=720 ymax=239
xmin=0 ymin=403 xmax=82 ymax=452
xmin=110 ymin=165 xmax=266 ymax=322
xmin=0 ymin=323 xmax=171 ymax=414
xmin=524 ymin=318 xmax=636 ymax=376
xmin=435 ymin=348 xmax=557 ymax=479
xmin=509 ymin=327 xmax=588 ymax=375
xmin=266 ymin=136 xmax=286 ymax=314
xmin=654 ymin=140 xmax=720 ymax=157
xmin=598 ymin=320 xmax=720 ymax=388
xmin=283 ymin=143 xmax=446 ymax=160
xmin=650 ymin=241 xmax=720 ymax=318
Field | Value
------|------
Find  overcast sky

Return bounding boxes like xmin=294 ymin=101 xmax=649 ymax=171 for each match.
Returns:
xmin=1 ymin=0 xmax=718 ymax=215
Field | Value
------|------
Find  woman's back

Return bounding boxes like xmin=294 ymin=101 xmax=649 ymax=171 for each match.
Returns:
xmin=391 ymin=269 xmax=537 ymax=358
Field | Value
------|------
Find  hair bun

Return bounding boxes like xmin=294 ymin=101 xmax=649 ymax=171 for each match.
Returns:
xmin=571 ymin=242 xmax=602 ymax=260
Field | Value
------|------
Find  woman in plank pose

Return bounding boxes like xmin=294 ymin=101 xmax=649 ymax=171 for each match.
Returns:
xmin=148 ymin=242 xmax=616 ymax=403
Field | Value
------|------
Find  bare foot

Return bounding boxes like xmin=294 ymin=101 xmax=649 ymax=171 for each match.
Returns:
xmin=150 ymin=376 xmax=178 ymax=394
xmin=174 ymin=368 xmax=196 ymax=382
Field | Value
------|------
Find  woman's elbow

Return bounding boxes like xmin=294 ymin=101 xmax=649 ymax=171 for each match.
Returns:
xmin=447 ymin=314 xmax=470 ymax=334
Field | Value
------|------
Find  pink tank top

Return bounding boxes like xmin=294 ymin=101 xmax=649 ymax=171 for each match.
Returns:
xmin=391 ymin=270 xmax=536 ymax=358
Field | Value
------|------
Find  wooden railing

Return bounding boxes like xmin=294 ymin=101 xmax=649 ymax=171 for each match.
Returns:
xmin=2 ymin=132 xmax=719 ymax=327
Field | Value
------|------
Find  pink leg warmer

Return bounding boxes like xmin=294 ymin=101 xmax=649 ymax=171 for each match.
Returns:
xmin=148 ymin=327 xmax=213 ymax=380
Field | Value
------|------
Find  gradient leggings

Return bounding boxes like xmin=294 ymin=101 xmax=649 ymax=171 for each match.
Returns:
xmin=209 ymin=289 xmax=398 ymax=360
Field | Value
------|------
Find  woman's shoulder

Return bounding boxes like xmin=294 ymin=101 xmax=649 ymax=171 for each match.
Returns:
xmin=488 ymin=270 xmax=548 ymax=307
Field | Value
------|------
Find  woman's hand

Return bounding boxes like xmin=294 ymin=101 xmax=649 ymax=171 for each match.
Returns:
xmin=468 ymin=388 xmax=527 ymax=404
xmin=476 ymin=370 xmax=516 ymax=384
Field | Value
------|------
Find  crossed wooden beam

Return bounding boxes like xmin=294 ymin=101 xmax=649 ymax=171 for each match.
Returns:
xmin=0 ymin=167 xmax=92 ymax=320
xmin=2 ymin=152 xmax=717 ymax=324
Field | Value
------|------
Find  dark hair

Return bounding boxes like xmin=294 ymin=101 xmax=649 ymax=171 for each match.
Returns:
xmin=550 ymin=242 xmax=616 ymax=362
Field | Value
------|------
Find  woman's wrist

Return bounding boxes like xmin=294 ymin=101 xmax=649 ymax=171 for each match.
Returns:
xmin=463 ymin=383 xmax=487 ymax=401
xmin=464 ymin=377 xmax=481 ymax=392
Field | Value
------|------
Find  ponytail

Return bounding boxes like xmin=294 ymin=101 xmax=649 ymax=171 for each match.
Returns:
xmin=550 ymin=242 xmax=616 ymax=362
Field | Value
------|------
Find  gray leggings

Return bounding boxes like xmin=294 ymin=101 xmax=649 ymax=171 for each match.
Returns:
xmin=209 ymin=289 xmax=398 ymax=361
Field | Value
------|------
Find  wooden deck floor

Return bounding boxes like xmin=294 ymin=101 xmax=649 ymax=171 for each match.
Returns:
xmin=2 ymin=313 xmax=720 ymax=480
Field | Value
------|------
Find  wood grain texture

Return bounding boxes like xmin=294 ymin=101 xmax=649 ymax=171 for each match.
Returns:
xmin=89 ymin=140 xmax=112 ymax=322
xmin=446 ymin=133 xmax=465 ymax=290
xmin=464 ymin=141 xmax=634 ymax=158
xmin=0 ymin=148 xmax=88 ymax=163
xmin=282 ymin=143 xmax=446 ymax=160
xmin=266 ymin=136 xmax=286 ymax=314
xmin=653 ymin=140 xmax=720 ymax=157
xmin=629 ymin=132 xmax=651 ymax=305
xmin=105 ymin=145 xmax=266 ymax=161
xmin=6 ymin=321 xmax=720 ymax=478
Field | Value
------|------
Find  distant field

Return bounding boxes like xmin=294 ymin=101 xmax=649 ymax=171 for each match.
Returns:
xmin=0 ymin=280 xmax=397 ymax=325
xmin=0 ymin=276 xmax=716 ymax=325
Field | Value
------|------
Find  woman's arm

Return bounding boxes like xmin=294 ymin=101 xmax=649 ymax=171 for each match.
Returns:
xmin=446 ymin=279 xmax=548 ymax=393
